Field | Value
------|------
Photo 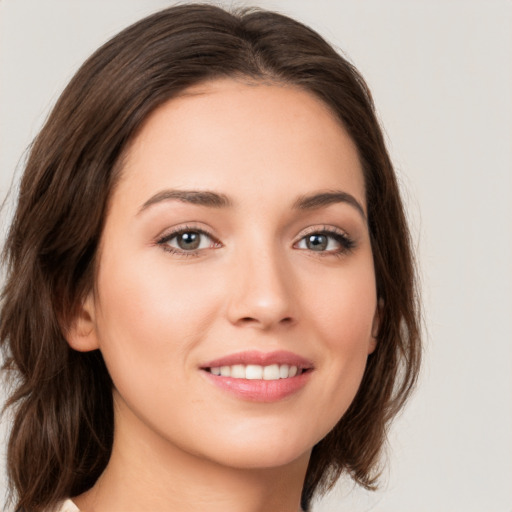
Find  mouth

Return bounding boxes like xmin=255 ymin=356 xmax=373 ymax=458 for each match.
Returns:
xmin=200 ymin=351 xmax=314 ymax=402
xmin=205 ymin=364 xmax=309 ymax=380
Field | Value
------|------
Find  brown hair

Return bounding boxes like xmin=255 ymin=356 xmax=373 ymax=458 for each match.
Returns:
xmin=1 ymin=4 xmax=421 ymax=511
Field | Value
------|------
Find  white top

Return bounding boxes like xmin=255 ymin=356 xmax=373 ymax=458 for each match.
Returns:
xmin=55 ymin=499 xmax=80 ymax=512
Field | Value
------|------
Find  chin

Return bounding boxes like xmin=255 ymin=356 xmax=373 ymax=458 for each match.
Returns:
xmin=203 ymin=439 xmax=313 ymax=470
xmin=184 ymin=417 xmax=327 ymax=471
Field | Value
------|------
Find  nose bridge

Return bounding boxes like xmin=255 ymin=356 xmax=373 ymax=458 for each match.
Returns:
xmin=227 ymin=237 xmax=296 ymax=328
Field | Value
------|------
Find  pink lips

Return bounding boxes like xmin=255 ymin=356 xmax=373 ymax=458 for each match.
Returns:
xmin=202 ymin=350 xmax=313 ymax=369
xmin=200 ymin=350 xmax=314 ymax=402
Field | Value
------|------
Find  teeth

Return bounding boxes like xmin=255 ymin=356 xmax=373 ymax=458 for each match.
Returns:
xmin=279 ymin=364 xmax=289 ymax=378
xmin=231 ymin=364 xmax=245 ymax=379
xmin=209 ymin=364 xmax=301 ymax=380
xmin=263 ymin=364 xmax=279 ymax=380
xmin=246 ymin=364 xmax=263 ymax=380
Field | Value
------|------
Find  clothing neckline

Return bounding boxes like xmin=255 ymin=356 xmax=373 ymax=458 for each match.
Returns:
xmin=57 ymin=498 xmax=80 ymax=512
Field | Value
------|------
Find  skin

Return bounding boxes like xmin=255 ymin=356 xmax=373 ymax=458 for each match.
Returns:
xmin=69 ymin=79 xmax=379 ymax=512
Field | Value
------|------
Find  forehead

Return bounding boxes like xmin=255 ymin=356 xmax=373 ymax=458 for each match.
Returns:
xmin=114 ymin=78 xmax=366 ymax=211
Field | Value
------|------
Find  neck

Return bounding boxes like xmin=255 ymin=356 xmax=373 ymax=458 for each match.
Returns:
xmin=73 ymin=394 xmax=309 ymax=512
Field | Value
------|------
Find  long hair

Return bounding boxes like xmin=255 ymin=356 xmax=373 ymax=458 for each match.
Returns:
xmin=1 ymin=4 xmax=421 ymax=511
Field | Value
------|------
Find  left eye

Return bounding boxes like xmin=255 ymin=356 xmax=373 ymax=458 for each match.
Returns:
xmin=295 ymin=232 xmax=349 ymax=252
xmin=160 ymin=230 xmax=215 ymax=251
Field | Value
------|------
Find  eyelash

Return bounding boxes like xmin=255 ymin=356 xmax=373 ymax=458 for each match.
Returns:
xmin=294 ymin=226 xmax=355 ymax=257
xmin=156 ymin=225 xmax=355 ymax=257
xmin=156 ymin=225 xmax=221 ymax=257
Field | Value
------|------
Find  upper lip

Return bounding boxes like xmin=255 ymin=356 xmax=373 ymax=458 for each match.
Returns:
xmin=201 ymin=350 xmax=314 ymax=370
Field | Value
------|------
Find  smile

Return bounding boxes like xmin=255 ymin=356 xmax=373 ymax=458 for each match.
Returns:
xmin=201 ymin=350 xmax=313 ymax=402
xmin=207 ymin=364 xmax=303 ymax=380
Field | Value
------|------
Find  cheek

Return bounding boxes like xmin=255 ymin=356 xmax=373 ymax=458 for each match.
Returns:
xmin=91 ymin=257 xmax=225 ymax=438
xmin=307 ymin=258 xmax=377 ymax=348
xmin=98 ymin=247 xmax=220 ymax=328
xmin=302 ymin=260 xmax=376 ymax=414
xmin=92 ymin=252 xmax=222 ymax=386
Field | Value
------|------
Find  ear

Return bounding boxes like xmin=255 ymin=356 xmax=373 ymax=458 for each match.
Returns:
xmin=368 ymin=298 xmax=384 ymax=355
xmin=64 ymin=293 xmax=100 ymax=352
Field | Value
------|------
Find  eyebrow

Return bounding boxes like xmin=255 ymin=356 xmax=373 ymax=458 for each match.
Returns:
xmin=138 ymin=188 xmax=366 ymax=220
xmin=293 ymin=190 xmax=366 ymax=220
xmin=138 ymin=189 xmax=232 ymax=214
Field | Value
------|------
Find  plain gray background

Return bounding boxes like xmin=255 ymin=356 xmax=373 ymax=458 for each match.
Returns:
xmin=1 ymin=1 xmax=511 ymax=511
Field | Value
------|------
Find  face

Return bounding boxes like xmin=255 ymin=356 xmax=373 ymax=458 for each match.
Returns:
xmin=74 ymin=79 xmax=378 ymax=470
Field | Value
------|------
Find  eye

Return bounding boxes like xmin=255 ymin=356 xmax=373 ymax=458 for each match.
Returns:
xmin=157 ymin=228 xmax=219 ymax=254
xmin=295 ymin=229 xmax=354 ymax=254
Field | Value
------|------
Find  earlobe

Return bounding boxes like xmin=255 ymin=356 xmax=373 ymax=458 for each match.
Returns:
xmin=368 ymin=298 xmax=383 ymax=355
xmin=64 ymin=293 xmax=100 ymax=352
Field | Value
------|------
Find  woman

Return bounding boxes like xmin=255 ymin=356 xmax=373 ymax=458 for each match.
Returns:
xmin=0 ymin=4 xmax=421 ymax=512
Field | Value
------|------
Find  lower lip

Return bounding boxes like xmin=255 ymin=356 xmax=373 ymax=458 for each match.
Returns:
xmin=202 ymin=370 xmax=312 ymax=402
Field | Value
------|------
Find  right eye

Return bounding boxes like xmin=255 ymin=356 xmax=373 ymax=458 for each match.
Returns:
xmin=294 ymin=228 xmax=355 ymax=256
xmin=157 ymin=228 xmax=220 ymax=255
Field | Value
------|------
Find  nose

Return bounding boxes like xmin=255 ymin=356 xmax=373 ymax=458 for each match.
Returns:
xmin=226 ymin=247 xmax=297 ymax=330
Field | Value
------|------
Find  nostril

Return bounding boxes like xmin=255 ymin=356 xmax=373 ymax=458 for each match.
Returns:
xmin=236 ymin=315 xmax=294 ymax=327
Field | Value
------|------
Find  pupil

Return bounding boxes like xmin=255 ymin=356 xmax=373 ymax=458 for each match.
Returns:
xmin=178 ymin=232 xmax=200 ymax=250
xmin=307 ymin=234 xmax=327 ymax=251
